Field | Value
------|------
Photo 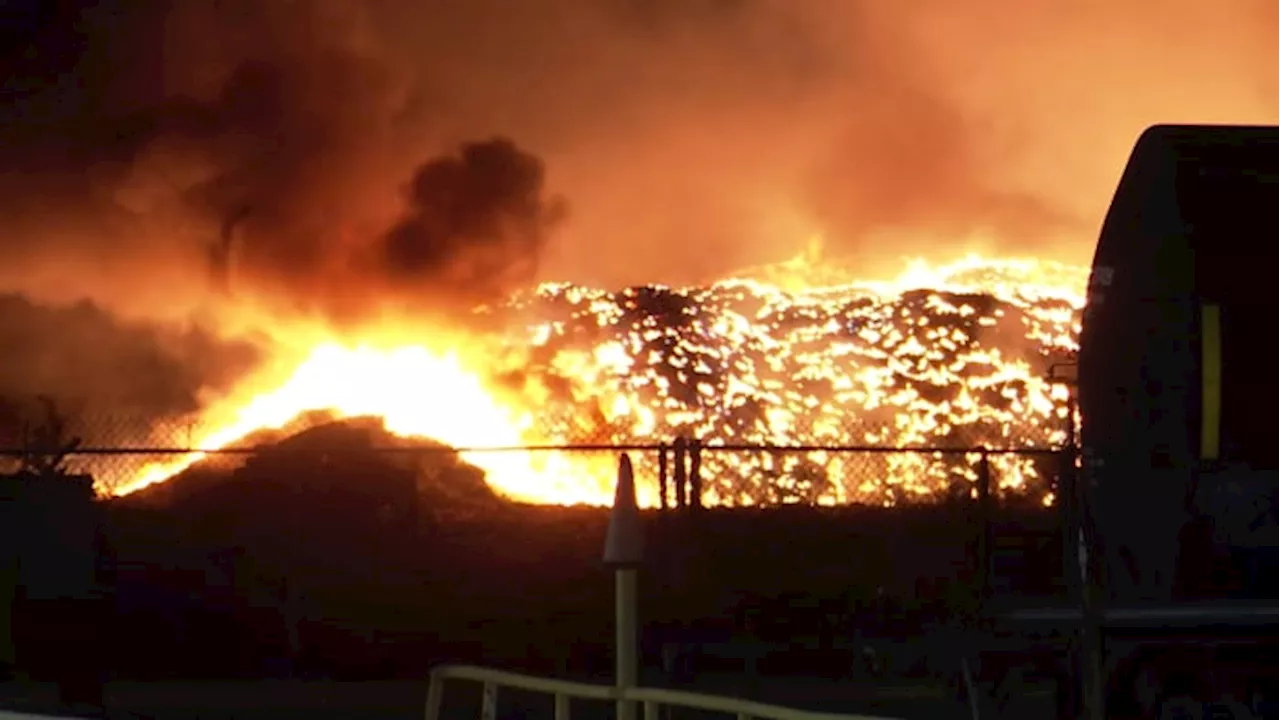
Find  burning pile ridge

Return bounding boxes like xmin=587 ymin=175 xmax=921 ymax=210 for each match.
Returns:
xmin=484 ymin=255 xmax=1085 ymax=505
xmin=104 ymin=255 xmax=1085 ymax=507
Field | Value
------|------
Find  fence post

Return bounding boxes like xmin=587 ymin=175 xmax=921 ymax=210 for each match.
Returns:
xmin=976 ymin=452 xmax=993 ymax=601
xmin=658 ymin=443 xmax=669 ymax=512
xmin=688 ymin=437 xmax=702 ymax=512
xmin=673 ymin=437 xmax=688 ymax=509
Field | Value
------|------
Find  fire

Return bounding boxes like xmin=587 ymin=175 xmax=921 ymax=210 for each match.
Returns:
xmin=119 ymin=342 xmax=622 ymax=506
xmin=114 ymin=251 xmax=1087 ymax=508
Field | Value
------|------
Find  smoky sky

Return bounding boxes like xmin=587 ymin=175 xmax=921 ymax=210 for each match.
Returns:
xmin=0 ymin=294 xmax=261 ymax=448
xmin=0 ymin=0 xmax=1273 ymax=319
xmin=0 ymin=0 xmax=1271 ymax=454
xmin=0 ymin=0 xmax=561 ymax=322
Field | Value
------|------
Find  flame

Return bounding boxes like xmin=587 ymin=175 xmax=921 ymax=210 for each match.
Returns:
xmin=114 ymin=251 xmax=1087 ymax=508
xmin=120 ymin=342 xmax=622 ymax=505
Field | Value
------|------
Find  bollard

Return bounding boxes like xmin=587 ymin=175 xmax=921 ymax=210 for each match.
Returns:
xmin=604 ymin=454 xmax=644 ymax=720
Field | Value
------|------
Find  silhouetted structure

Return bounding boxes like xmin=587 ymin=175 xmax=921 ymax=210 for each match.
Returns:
xmin=0 ymin=475 xmax=16 ymax=679
xmin=1081 ymin=123 xmax=1278 ymax=605
xmin=1072 ymin=124 xmax=1277 ymax=717
xmin=656 ymin=434 xmax=704 ymax=512
xmin=4 ymin=471 xmax=107 ymax=709
xmin=2 ymin=410 xmax=1074 ymax=709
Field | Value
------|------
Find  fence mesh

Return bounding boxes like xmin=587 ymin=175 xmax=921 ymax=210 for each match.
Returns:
xmin=0 ymin=409 xmax=1066 ymax=507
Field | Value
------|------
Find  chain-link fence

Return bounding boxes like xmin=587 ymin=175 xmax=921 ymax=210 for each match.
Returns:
xmin=1 ymin=411 xmax=1066 ymax=507
xmin=653 ymin=443 xmax=1062 ymax=507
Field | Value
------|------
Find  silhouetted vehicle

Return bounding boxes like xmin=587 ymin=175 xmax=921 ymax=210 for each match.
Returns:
xmin=1047 ymin=124 xmax=1278 ymax=719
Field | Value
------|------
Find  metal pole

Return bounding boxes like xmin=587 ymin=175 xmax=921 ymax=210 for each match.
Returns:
xmin=688 ymin=437 xmax=702 ymax=511
xmin=615 ymin=567 xmax=639 ymax=720
xmin=977 ymin=452 xmax=993 ymax=601
xmin=1080 ymin=569 xmax=1106 ymax=720
xmin=1077 ymin=457 xmax=1105 ymax=720
xmin=658 ymin=444 xmax=669 ymax=512
xmin=673 ymin=438 xmax=687 ymax=509
xmin=1061 ymin=445 xmax=1080 ymax=606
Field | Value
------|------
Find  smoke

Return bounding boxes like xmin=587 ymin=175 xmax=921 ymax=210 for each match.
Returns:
xmin=0 ymin=0 xmax=1271 ymax=437
xmin=0 ymin=0 xmax=1273 ymax=310
xmin=0 ymin=294 xmax=261 ymax=448
xmin=378 ymin=138 xmax=567 ymax=312
xmin=0 ymin=1 xmax=563 ymax=320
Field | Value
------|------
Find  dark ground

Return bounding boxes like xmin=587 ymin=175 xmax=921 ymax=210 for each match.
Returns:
xmin=4 ymin=442 xmax=1075 ymax=718
xmin=3 ymin=513 xmax=1070 ymax=718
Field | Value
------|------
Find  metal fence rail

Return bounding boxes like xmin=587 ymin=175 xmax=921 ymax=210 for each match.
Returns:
xmin=0 ymin=393 xmax=1075 ymax=504
xmin=0 ymin=441 xmax=1066 ymax=508
xmin=424 ymin=663 xmax=904 ymax=720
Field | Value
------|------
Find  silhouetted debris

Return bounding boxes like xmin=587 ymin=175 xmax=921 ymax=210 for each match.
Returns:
xmin=122 ymin=416 xmax=500 ymax=518
xmin=6 ymin=418 xmax=1072 ymax=685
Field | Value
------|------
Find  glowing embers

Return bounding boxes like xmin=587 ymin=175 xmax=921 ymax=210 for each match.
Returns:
xmin=122 ymin=255 xmax=1085 ymax=508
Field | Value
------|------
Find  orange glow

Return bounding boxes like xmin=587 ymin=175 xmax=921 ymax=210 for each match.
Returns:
xmin=113 ymin=251 xmax=1086 ymax=507
xmin=119 ymin=341 xmax=624 ymax=506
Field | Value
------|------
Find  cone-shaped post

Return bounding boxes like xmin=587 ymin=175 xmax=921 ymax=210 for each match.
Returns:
xmin=604 ymin=453 xmax=644 ymax=566
xmin=604 ymin=453 xmax=643 ymax=720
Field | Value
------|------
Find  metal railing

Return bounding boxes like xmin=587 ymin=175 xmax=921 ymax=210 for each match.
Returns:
xmin=0 ymin=710 xmax=111 ymax=720
xmin=424 ymin=663 xmax=904 ymax=720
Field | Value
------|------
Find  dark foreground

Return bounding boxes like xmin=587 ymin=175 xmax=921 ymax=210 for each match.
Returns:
xmin=0 ymin=673 xmax=1058 ymax=720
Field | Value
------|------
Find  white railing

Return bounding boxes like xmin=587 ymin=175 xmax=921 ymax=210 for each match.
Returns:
xmin=424 ymin=663 xmax=905 ymax=720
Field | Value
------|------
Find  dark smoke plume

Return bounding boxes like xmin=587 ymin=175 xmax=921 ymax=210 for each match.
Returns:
xmin=378 ymin=138 xmax=567 ymax=311
xmin=0 ymin=0 xmax=1270 ymax=446
xmin=0 ymin=0 xmax=1273 ymax=309
xmin=0 ymin=1 xmax=567 ymax=319
xmin=0 ymin=294 xmax=260 ymax=449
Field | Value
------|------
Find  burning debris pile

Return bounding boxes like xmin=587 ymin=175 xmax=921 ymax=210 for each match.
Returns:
xmin=489 ymin=255 xmax=1084 ymax=505
xmin=0 ymin=0 xmax=1264 ymax=510
xmin=75 ymin=255 xmax=1085 ymax=508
